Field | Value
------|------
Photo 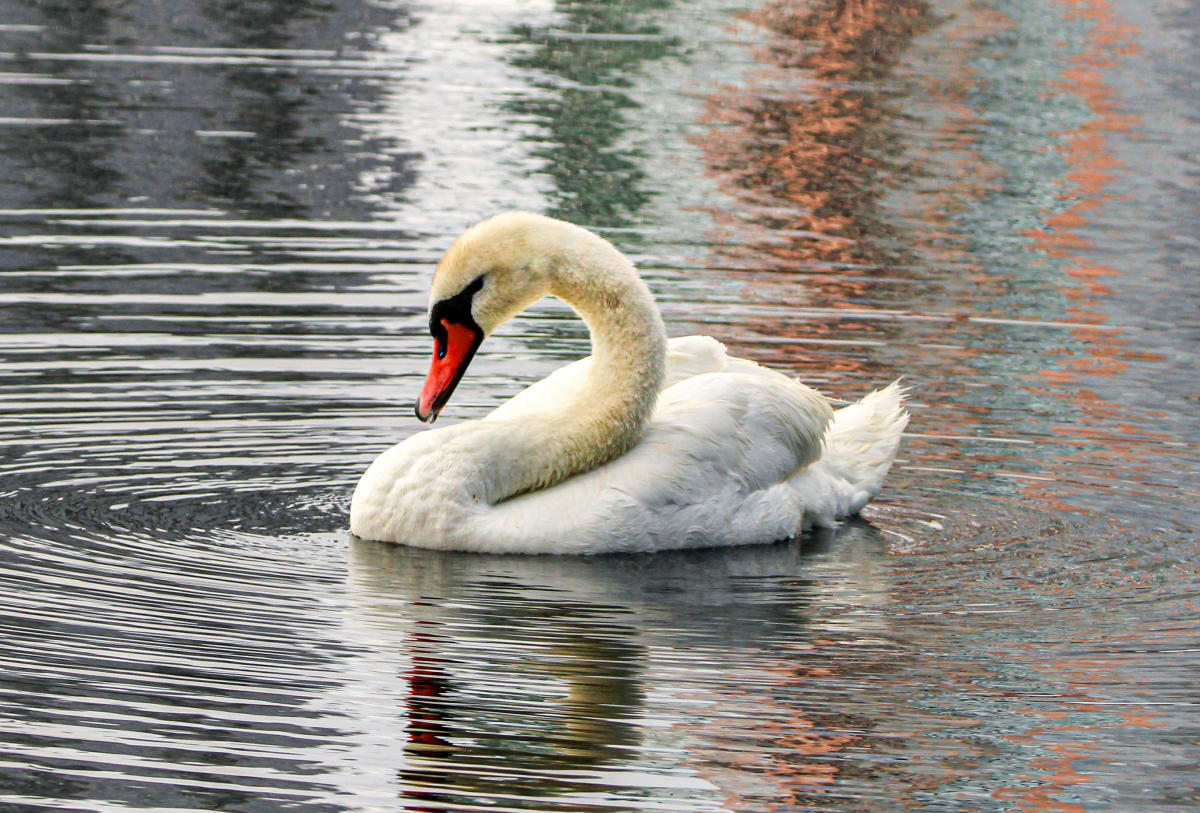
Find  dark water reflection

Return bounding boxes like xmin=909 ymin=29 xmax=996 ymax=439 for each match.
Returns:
xmin=507 ymin=0 xmax=677 ymax=228
xmin=1 ymin=0 xmax=1198 ymax=809
xmin=347 ymin=525 xmax=890 ymax=812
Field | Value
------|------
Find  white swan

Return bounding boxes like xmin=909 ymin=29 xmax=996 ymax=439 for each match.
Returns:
xmin=350 ymin=212 xmax=908 ymax=554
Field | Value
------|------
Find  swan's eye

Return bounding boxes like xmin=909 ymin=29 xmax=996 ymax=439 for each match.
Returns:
xmin=429 ymin=276 xmax=485 ymax=341
xmin=431 ymin=320 xmax=448 ymax=359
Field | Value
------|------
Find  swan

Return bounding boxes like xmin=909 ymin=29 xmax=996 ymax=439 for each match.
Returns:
xmin=350 ymin=212 xmax=908 ymax=554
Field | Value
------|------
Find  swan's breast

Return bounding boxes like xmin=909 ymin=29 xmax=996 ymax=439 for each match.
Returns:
xmin=349 ymin=423 xmax=486 ymax=546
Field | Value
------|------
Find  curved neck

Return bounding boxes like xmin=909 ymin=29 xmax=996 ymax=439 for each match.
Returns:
xmin=479 ymin=228 xmax=667 ymax=504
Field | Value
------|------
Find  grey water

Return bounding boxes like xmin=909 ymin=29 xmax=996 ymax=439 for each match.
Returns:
xmin=0 ymin=0 xmax=1197 ymax=810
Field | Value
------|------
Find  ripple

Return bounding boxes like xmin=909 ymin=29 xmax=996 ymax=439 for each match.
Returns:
xmin=1 ymin=0 xmax=1198 ymax=808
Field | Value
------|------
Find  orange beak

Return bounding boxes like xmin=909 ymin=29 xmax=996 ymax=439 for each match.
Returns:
xmin=416 ymin=318 xmax=483 ymax=423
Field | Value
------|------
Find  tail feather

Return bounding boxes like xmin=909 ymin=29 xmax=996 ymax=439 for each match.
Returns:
xmin=792 ymin=380 xmax=909 ymax=527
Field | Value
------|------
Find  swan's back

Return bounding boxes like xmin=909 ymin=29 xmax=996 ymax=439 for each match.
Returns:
xmin=485 ymin=335 xmax=781 ymax=423
xmin=472 ymin=351 xmax=835 ymax=554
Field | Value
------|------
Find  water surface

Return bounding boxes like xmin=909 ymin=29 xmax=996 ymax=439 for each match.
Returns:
xmin=1 ymin=0 xmax=1197 ymax=810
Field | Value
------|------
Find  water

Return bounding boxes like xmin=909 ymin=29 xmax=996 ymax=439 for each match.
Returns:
xmin=1 ymin=0 xmax=1197 ymax=809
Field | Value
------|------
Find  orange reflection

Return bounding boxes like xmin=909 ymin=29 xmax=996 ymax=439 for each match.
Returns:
xmin=690 ymin=0 xmax=1018 ymax=405
xmin=688 ymin=0 xmax=1177 ymax=804
xmin=986 ymin=5 xmax=1177 ymax=804
xmin=1016 ymin=0 xmax=1181 ymax=517
xmin=995 ymin=648 xmax=1167 ymax=812
xmin=698 ymin=0 xmax=934 ymax=273
xmin=693 ymin=0 xmax=1186 ymax=517
xmin=689 ymin=0 xmax=947 ymax=414
xmin=691 ymin=0 xmax=1005 ymax=492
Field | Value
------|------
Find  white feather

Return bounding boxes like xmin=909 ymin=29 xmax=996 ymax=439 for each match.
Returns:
xmin=349 ymin=214 xmax=908 ymax=553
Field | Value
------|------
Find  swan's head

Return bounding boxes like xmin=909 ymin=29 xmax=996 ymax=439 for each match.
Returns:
xmin=416 ymin=212 xmax=563 ymax=423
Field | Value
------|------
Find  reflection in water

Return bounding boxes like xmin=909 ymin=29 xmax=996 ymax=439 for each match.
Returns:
xmin=1 ymin=1 xmax=126 ymax=210
xmin=345 ymin=524 xmax=906 ymax=811
xmin=398 ymin=632 xmax=643 ymax=812
xmin=195 ymin=23 xmax=324 ymax=220
xmin=508 ymin=0 xmax=677 ymax=229
xmin=1 ymin=0 xmax=1198 ymax=809
xmin=951 ymin=3 xmax=1194 ymax=805
xmin=1011 ymin=0 xmax=1181 ymax=518
xmin=350 ymin=539 xmax=652 ymax=811
xmin=0 ymin=0 xmax=412 ymax=237
xmin=0 ymin=1 xmax=133 ymax=273
xmin=699 ymin=0 xmax=935 ymax=270
xmin=193 ymin=0 xmax=400 ymax=219
xmin=924 ymin=0 xmax=1198 ymax=526
xmin=688 ymin=0 xmax=941 ymax=399
xmin=691 ymin=0 xmax=1194 ymax=530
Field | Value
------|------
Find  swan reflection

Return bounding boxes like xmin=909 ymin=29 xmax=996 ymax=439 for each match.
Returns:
xmin=343 ymin=521 xmax=894 ymax=810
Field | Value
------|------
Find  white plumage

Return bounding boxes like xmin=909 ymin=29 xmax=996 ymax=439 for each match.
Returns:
xmin=350 ymin=213 xmax=908 ymax=553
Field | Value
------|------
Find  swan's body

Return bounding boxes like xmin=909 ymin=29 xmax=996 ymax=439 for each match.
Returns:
xmin=350 ymin=213 xmax=907 ymax=554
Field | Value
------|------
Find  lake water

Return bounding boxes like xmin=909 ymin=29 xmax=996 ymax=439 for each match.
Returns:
xmin=1 ymin=0 xmax=1197 ymax=810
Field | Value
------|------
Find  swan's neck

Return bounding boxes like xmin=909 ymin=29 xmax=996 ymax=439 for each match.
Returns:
xmin=478 ymin=230 xmax=666 ymax=504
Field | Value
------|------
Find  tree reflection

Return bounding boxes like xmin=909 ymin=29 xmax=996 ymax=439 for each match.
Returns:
xmin=0 ymin=1 xmax=126 ymax=210
xmin=506 ymin=0 xmax=676 ymax=230
xmin=193 ymin=0 xmax=407 ymax=219
xmin=0 ymin=0 xmax=412 ymax=227
xmin=0 ymin=0 xmax=132 ymax=272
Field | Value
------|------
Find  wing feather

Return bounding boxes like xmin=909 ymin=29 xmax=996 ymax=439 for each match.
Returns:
xmin=477 ymin=365 xmax=832 ymax=552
